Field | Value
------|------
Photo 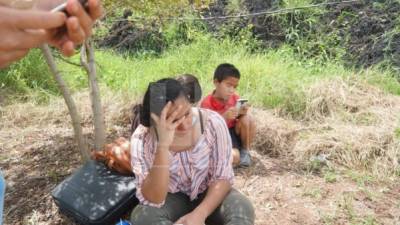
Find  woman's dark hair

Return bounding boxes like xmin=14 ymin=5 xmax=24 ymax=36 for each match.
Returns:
xmin=176 ymin=74 xmax=202 ymax=104
xmin=130 ymin=103 xmax=142 ymax=134
xmin=140 ymin=78 xmax=187 ymax=127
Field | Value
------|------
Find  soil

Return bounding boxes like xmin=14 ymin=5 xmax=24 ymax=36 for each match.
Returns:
xmin=325 ymin=0 xmax=400 ymax=69
xmin=99 ymin=10 xmax=165 ymax=54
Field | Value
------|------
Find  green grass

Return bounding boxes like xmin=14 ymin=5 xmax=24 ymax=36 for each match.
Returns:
xmin=345 ymin=170 xmax=376 ymax=187
xmin=324 ymin=169 xmax=338 ymax=183
xmin=55 ymin=34 xmax=400 ymax=116
xmin=302 ymin=187 xmax=322 ymax=199
xmin=282 ymin=0 xmax=314 ymax=9
xmin=2 ymin=32 xmax=400 ymax=114
xmin=0 ymin=49 xmax=59 ymax=103
xmin=395 ymin=127 xmax=400 ymax=139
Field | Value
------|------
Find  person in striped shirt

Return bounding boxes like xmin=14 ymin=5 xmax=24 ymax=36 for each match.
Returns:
xmin=129 ymin=78 xmax=254 ymax=225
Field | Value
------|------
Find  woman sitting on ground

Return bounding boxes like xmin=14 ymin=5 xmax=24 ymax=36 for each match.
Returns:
xmin=130 ymin=78 xmax=254 ymax=225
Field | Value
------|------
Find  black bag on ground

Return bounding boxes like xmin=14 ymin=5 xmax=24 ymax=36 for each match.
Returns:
xmin=52 ymin=160 xmax=138 ymax=225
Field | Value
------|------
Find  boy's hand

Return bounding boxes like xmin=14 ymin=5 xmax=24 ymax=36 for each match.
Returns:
xmin=224 ymin=107 xmax=239 ymax=120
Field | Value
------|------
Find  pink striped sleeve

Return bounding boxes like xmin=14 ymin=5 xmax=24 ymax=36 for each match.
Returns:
xmin=130 ymin=127 xmax=164 ymax=207
xmin=208 ymin=111 xmax=234 ymax=184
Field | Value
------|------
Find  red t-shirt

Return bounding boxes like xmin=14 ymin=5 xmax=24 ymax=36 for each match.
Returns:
xmin=201 ymin=92 xmax=240 ymax=128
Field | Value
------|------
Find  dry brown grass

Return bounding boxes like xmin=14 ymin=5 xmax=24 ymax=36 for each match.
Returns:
xmin=302 ymin=77 xmax=399 ymax=123
xmin=1 ymin=77 xmax=400 ymax=225
xmin=251 ymin=77 xmax=400 ymax=177
xmin=293 ymin=125 xmax=400 ymax=176
xmin=1 ymin=77 xmax=399 ymax=177
xmin=0 ymin=88 xmax=136 ymax=131
xmin=252 ymin=108 xmax=300 ymax=157
xmin=0 ymin=88 xmax=138 ymax=159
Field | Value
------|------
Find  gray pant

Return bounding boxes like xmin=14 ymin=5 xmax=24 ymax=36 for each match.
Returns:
xmin=130 ymin=189 xmax=254 ymax=225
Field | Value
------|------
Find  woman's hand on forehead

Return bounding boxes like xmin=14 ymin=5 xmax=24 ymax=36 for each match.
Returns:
xmin=167 ymin=101 xmax=192 ymax=122
xmin=151 ymin=102 xmax=188 ymax=147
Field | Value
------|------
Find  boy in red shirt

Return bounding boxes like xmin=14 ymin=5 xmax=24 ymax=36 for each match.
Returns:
xmin=201 ymin=63 xmax=256 ymax=167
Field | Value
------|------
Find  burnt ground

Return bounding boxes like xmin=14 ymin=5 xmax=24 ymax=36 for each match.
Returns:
xmin=99 ymin=0 xmax=400 ymax=71
xmin=204 ymin=0 xmax=400 ymax=69
xmin=324 ymin=0 xmax=400 ymax=69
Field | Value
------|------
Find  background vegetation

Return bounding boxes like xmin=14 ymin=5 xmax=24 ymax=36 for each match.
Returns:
xmin=2 ymin=1 xmax=400 ymax=224
xmin=1 ymin=0 xmax=399 ymax=175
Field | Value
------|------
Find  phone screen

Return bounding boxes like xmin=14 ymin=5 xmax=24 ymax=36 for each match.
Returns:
xmin=149 ymin=82 xmax=167 ymax=117
xmin=236 ymin=99 xmax=248 ymax=109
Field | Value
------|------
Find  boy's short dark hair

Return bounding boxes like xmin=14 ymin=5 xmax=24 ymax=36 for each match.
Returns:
xmin=213 ymin=63 xmax=241 ymax=82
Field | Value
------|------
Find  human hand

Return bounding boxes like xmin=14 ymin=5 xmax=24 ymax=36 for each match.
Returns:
xmin=239 ymin=103 xmax=250 ymax=115
xmin=174 ymin=211 xmax=206 ymax=225
xmin=0 ymin=7 xmax=66 ymax=68
xmin=36 ymin=0 xmax=103 ymax=56
xmin=224 ymin=107 xmax=239 ymax=120
xmin=0 ymin=0 xmax=103 ymax=68
xmin=151 ymin=102 xmax=187 ymax=148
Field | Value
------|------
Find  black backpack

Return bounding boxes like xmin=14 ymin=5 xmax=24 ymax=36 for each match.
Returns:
xmin=52 ymin=160 xmax=138 ymax=225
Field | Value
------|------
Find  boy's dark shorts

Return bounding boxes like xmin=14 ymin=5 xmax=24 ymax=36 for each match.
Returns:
xmin=229 ymin=127 xmax=242 ymax=150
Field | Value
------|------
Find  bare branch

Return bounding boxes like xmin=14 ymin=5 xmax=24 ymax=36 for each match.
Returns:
xmin=41 ymin=44 xmax=89 ymax=162
xmin=82 ymin=40 xmax=106 ymax=151
xmin=54 ymin=55 xmax=81 ymax=68
xmin=80 ymin=44 xmax=90 ymax=74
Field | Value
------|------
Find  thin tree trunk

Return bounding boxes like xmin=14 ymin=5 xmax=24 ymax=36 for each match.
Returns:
xmin=41 ymin=44 xmax=89 ymax=161
xmin=80 ymin=40 xmax=106 ymax=151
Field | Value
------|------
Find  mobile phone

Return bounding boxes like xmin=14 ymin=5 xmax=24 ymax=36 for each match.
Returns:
xmin=149 ymin=82 xmax=167 ymax=117
xmin=235 ymin=99 xmax=248 ymax=110
xmin=51 ymin=0 xmax=89 ymax=14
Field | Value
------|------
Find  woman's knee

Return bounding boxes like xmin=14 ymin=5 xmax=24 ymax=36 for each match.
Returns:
xmin=130 ymin=204 xmax=172 ymax=225
xmin=222 ymin=190 xmax=255 ymax=225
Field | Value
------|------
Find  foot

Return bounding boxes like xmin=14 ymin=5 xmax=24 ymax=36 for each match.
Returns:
xmin=232 ymin=148 xmax=241 ymax=167
xmin=239 ymin=150 xmax=251 ymax=167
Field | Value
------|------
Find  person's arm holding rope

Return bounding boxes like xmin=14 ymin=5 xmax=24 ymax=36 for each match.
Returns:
xmin=0 ymin=0 xmax=103 ymax=68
